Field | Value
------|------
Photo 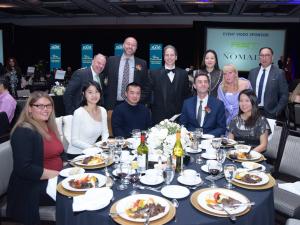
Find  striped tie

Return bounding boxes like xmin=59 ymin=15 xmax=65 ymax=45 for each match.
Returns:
xmin=121 ymin=58 xmax=130 ymax=100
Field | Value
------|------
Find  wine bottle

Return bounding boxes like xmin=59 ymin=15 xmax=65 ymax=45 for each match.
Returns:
xmin=137 ymin=132 xmax=148 ymax=172
xmin=172 ymin=130 xmax=185 ymax=173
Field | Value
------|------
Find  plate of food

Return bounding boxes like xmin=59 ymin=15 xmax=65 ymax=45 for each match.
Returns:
xmin=96 ymin=139 xmax=129 ymax=149
xmin=221 ymin=138 xmax=237 ymax=147
xmin=228 ymin=149 xmax=261 ymax=161
xmin=59 ymin=167 xmax=85 ymax=177
xmin=73 ymin=154 xmax=106 ymax=166
xmin=82 ymin=147 xmax=102 ymax=155
xmin=197 ymin=188 xmax=249 ymax=216
xmin=233 ymin=170 xmax=269 ymax=186
xmin=61 ymin=173 xmax=107 ymax=192
xmin=241 ymin=162 xmax=266 ymax=171
xmin=115 ymin=194 xmax=170 ymax=222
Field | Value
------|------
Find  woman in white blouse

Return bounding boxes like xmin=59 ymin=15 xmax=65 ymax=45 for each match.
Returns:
xmin=67 ymin=81 xmax=109 ymax=157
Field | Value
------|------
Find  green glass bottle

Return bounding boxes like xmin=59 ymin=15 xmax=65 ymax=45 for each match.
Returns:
xmin=137 ymin=132 xmax=148 ymax=172
xmin=172 ymin=130 xmax=184 ymax=173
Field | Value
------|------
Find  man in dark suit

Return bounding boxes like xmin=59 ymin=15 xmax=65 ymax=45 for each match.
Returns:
xmin=248 ymin=47 xmax=288 ymax=119
xmin=104 ymin=37 xmax=150 ymax=110
xmin=180 ymin=72 xmax=226 ymax=137
xmin=63 ymin=54 xmax=106 ymax=115
xmin=150 ymin=45 xmax=190 ymax=125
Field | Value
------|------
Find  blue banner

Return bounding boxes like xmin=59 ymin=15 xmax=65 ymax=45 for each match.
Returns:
xmin=114 ymin=43 xmax=123 ymax=56
xmin=81 ymin=44 xmax=93 ymax=68
xmin=149 ymin=43 xmax=163 ymax=70
xmin=50 ymin=43 xmax=61 ymax=72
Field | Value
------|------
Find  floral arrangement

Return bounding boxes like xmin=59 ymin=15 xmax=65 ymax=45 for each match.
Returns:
xmin=147 ymin=119 xmax=191 ymax=155
xmin=135 ymin=64 xmax=142 ymax=71
xmin=50 ymin=83 xmax=65 ymax=96
xmin=204 ymin=106 xmax=211 ymax=114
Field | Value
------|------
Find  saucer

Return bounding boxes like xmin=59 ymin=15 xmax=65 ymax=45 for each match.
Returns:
xmin=140 ymin=175 xmax=164 ymax=186
xmin=161 ymin=185 xmax=190 ymax=199
xmin=186 ymin=147 xmax=202 ymax=154
xmin=201 ymin=153 xmax=216 ymax=160
xmin=201 ymin=164 xmax=223 ymax=173
xmin=177 ymin=176 xmax=202 ymax=186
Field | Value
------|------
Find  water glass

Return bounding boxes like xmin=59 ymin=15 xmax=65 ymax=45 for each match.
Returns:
xmin=211 ymin=138 xmax=222 ymax=150
xmin=115 ymin=136 xmax=125 ymax=148
xmin=163 ymin=167 xmax=175 ymax=185
xmin=216 ymin=148 xmax=226 ymax=164
xmin=195 ymin=155 xmax=204 ymax=165
xmin=117 ymin=163 xmax=129 ymax=190
xmin=224 ymin=164 xmax=237 ymax=189
xmin=194 ymin=128 xmax=203 ymax=140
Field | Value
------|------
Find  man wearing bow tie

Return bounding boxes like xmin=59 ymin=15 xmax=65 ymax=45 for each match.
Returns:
xmin=149 ymin=45 xmax=190 ymax=125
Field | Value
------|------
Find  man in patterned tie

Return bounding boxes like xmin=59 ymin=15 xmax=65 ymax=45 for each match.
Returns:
xmin=180 ymin=72 xmax=226 ymax=137
xmin=248 ymin=47 xmax=288 ymax=119
xmin=104 ymin=37 xmax=150 ymax=110
xmin=149 ymin=45 xmax=190 ymax=125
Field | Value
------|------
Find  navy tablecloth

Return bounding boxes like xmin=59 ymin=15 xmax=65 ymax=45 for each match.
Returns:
xmin=56 ymin=156 xmax=275 ymax=225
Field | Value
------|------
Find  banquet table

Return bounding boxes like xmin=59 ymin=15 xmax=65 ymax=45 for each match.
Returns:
xmin=55 ymin=152 xmax=275 ymax=225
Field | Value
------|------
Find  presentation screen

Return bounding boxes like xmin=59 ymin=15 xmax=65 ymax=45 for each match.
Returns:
xmin=206 ymin=28 xmax=286 ymax=72
xmin=0 ymin=30 xmax=3 ymax=64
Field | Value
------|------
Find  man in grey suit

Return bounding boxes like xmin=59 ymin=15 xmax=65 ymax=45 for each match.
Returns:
xmin=104 ymin=37 xmax=150 ymax=110
xmin=248 ymin=47 xmax=288 ymax=119
xmin=63 ymin=54 xmax=106 ymax=115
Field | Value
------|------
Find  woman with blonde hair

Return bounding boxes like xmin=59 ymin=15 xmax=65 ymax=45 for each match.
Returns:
xmin=217 ymin=64 xmax=252 ymax=126
xmin=290 ymin=83 xmax=300 ymax=103
xmin=7 ymin=91 xmax=63 ymax=225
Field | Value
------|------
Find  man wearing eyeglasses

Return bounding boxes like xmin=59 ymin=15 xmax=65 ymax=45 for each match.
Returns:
xmin=248 ymin=47 xmax=288 ymax=119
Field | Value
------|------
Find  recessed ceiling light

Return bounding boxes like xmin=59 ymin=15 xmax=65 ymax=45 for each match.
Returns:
xmin=0 ymin=3 xmax=16 ymax=8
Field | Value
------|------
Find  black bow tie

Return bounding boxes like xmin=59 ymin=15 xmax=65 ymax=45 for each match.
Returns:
xmin=166 ymin=69 xmax=175 ymax=74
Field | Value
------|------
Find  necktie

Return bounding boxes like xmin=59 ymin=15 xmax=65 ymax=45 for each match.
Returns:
xmin=257 ymin=69 xmax=266 ymax=104
xmin=121 ymin=58 xmax=130 ymax=100
xmin=197 ymin=100 xmax=203 ymax=127
xmin=166 ymin=69 xmax=175 ymax=74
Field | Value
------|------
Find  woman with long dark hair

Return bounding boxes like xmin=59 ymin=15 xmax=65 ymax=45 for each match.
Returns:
xmin=7 ymin=91 xmax=63 ymax=225
xmin=66 ymin=81 xmax=109 ymax=158
xmin=4 ymin=57 xmax=22 ymax=97
xmin=228 ymin=89 xmax=271 ymax=152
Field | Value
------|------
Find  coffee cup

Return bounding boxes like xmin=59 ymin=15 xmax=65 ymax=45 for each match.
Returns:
xmin=183 ymin=169 xmax=200 ymax=182
xmin=201 ymin=140 xmax=211 ymax=149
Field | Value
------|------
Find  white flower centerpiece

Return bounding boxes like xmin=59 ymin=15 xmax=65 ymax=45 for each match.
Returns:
xmin=147 ymin=119 xmax=191 ymax=156
xmin=50 ymin=82 xmax=66 ymax=96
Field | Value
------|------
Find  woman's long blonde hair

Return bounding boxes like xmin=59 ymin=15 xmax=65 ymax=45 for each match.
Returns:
xmin=11 ymin=91 xmax=60 ymax=140
xmin=222 ymin=64 xmax=239 ymax=93
xmin=290 ymin=83 xmax=300 ymax=102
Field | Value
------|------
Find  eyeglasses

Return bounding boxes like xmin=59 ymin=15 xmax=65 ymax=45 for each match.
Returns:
xmin=32 ymin=104 xmax=53 ymax=110
xmin=259 ymin=54 xmax=272 ymax=58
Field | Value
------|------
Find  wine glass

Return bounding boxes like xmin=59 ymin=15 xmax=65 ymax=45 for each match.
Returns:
xmin=224 ymin=164 xmax=237 ymax=189
xmin=129 ymin=169 xmax=140 ymax=195
xmin=207 ymin=161 xmax=222 ymax=188
xmin=163 ymin=166 xmax=175 ymax=185
xmin=115 ymin=136 xmax=125 ymax=148
xmin=216 ymin=148 xmax=226 ymax=164
xmin=211 ymin=138 xmax=222 ymax=150
xmin=117 ymin=163 xmax=129 ymax=190
xmin=194 ymin=128 xmax=203 ymax=141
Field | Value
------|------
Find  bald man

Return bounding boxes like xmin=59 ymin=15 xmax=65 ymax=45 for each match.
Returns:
xmin=104 ymin=37 xmax=150 ymax=110
xmin=63 ymin=54 xmax=106 ymax=114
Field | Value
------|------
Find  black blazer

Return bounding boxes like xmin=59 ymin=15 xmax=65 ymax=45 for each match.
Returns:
xmin=63 ymin=67 xmax=105 ymax=115
xmin=104 ymin=56 xmax=150 ymax=110
xmin=149 ymin=67 xmax=190 ymax=125
xmin=248 ymin=65 xmax=288 ymax=118
xmin=7 ymin=126 xmax=45 ymax=225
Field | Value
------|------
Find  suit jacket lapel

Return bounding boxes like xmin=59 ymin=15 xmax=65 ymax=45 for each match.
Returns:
xmin=253 ymin=67 xmax=260 ymax=92
xmin=202 ymin=96 xmax=211 ymax=127
xmin=172 ymin=67 xmax=181 ymax=91
xmin=160 ymin=68 xmax=168 ymax=107
xmin=264 ymin=65 xmax=274 ymax=97
xmin=192 ymin=96 xmax=197 ymax=125
xmin=113 ymin=56 xmax=121 ymax=81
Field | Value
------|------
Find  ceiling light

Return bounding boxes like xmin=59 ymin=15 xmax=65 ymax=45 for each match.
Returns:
xmin=0 ymin=3 xmax=16 ymax=8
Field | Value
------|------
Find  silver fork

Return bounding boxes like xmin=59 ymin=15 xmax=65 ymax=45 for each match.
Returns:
xmin=219 ymin=204 xmax=236 ymax=222
xmin=144 ymin=210 xmax=150 ymax=225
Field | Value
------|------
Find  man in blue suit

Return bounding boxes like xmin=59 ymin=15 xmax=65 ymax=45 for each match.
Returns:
xmin=180 ymin=72 xmax=226 ymax=137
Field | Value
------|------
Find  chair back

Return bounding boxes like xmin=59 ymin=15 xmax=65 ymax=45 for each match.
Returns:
xmin=55 ymin=117 xmax=63 ymax=142
xmin=278 ymin=132 xmax=300 ymax=179
xmin=62 ymin=115 xmax=73 ymax=149
xmin=267 ymin=118 xmax=276 ymax=142
xmin=295 ymin=104 xmax=300 ymax=127
xmin=265 ymin=124 xmax=283 ymax=160
xmin=16 ymin=89 xmax=30 ymax=98
xmin=0 ymin=112 xmax=10 ymax=136
xmin=0 ymin=141 xmax=13 ymax=196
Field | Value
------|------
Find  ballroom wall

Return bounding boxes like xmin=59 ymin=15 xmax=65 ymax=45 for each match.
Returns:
xmin=1 ymin=22 xmax=300 ymax=78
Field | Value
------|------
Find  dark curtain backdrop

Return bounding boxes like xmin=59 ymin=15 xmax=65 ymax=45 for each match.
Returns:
xmin=0 ymin=22 xmax=300 ymax=78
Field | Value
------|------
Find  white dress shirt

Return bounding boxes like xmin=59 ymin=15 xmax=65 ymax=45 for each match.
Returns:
xmin=196 ymin=95 xmax=208 ymax=127
xmin=67 ymin=106 xmax=109 ymax=155
xmin=255 ymin=64 xmax=271 ymax=106
xmin=165 ymin=66 xmax=175 ymax=83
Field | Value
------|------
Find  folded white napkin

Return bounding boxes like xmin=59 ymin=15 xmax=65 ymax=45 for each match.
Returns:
xmin=72 ymin=187 xmax=113 ymax=212
xmin=278 ymin=181 xmax=300 ymax=196
xmin=46 ymin=176 xmax=58 ymax=201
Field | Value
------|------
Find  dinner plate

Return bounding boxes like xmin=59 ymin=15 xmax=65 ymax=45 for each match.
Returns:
xmin=201 ymin=153 xmax=216 ymax=160
xmin=82 ymin=147 xmax=102 ymax=155
xmin=197 ymin=188 xmax=249 ymax=216
xmin=242 ymin=162 xmax=266 ymax=171
xmin=115 ymin=194 xmax=170 ymax=222
xmin=140 ymin=175 xmax=164 ymax=186
xmin=201 ymin=164 xmax=223 ymax=173
xmin=228 ymin=150 xmax=262 ymax=161
xmin=202 ymin=134 xmax=215 ymax=139
xmin=73 ymin=154 xmax=107 ymax=167
xmin=59 ymin=167 xmax=85 ymax=177
xmin=161 ymin=185 xmax=190 ymax=199
xmin=186 ymin=147 xmax=202 ymax=154
xmin=232 ymin=171 xmax=269 ymax=186
xmin=221 ymin=138 xmax=237 ymax=147
xmin=177 ymin=176 xmax=202 ymax=186
xmin=61 ymin=173 xmax=107 ymax=192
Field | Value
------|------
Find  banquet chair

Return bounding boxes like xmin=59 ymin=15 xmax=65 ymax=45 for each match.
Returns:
xmin=267 ymin=118 xmax=276 ymax=142
xmin=295 ymin=104 xmax=300 ymax=128
xmin=274 ymin=131 xmax=300 ymax=219
xmin=62 ymin=115 xmax=73 ymax=151
xmin=0 ymin=112 xmax=10 ymax=144
xmin=0 ymin=141 xmax=56 ymax=224
xmin=286 ymin=218 xmax=300 ymax=225
xmin=55 ymin=116 xmax=63 ymax=142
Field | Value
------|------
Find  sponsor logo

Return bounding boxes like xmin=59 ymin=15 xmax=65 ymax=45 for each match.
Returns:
xmin=150 ymin=44 xmax=162 ymax=50
xmin=50 ymin=44 xmax=60 ymax=50
xmin=82 ymin=45 xmax=92 ymax=50
xmin=223 ymin=53 xmax=258 ymax=61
